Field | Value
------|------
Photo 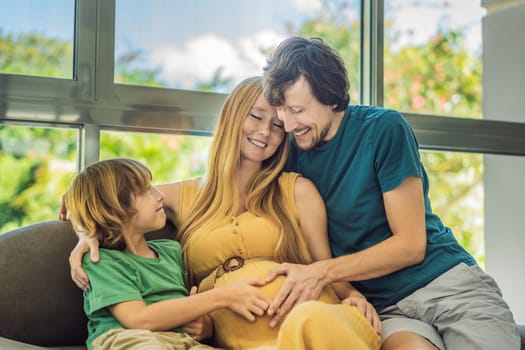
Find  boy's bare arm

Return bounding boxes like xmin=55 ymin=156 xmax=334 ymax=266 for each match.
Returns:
xmin=108 ymin=280 xmax=269 ymax=331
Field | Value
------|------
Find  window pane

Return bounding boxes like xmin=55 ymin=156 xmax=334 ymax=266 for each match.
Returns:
xmin=0 ymin=124 xmax=77 ymax=233
xmin=384 ymin=1 xmax=485 ymax=118
xmin=421 ymin=150 xmax=484 ymax=265
xmin=100 ymin=131 xmax=212 ymax=183
xmin=115 ymin=0 xmax=361 ymax=100
xmin=0 ymin=0 xmax=75 ymax=79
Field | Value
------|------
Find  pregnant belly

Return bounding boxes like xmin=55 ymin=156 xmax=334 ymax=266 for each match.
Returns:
xmin=209 ymin=259 xmax=340 ymax=349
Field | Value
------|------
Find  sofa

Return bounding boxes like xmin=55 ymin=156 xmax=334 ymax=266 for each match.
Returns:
xmin=1 ymin=220 xmax=524 ymax=350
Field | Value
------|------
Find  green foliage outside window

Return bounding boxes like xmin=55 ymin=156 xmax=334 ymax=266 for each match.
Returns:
xmin=100 ymin=131 xmax=212 ymax=185
xmin=0 ymin=31 xmax=73 ymax=78
xmin=0 ymin=125 xmax=77 ymax=232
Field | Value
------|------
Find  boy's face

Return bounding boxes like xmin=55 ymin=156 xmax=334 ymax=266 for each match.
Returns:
xmin=275 ymin=75 xmax=340 ymax=151
xmin=130 ymin=185 xmax=166 ymax=235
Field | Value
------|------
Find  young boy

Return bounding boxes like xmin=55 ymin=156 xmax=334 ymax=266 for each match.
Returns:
xmin=65 ymin=158 xmax=270 ymax=350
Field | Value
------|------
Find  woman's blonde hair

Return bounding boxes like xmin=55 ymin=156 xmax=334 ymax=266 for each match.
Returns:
xmin=178 ymin=77 xmax=312 ymax=280
xmin=64 ymin=158 xmax=152 ymax=250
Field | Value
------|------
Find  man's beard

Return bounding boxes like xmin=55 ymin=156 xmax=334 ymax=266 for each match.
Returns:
xmin=294 ymin=125 xmax=330 ymax=151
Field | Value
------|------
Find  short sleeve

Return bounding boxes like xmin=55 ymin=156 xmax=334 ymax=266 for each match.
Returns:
xmin=373 ymin=111 xmax=423 ymax=193
xmin=83 ymin=252 xmax=143 ymax=313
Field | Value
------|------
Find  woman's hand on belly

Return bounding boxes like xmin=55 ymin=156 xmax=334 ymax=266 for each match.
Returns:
xmin=342 ymin=295 xmax=381 ymax=333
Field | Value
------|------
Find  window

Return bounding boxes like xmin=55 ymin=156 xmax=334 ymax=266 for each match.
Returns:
xmin=0 ymin=124 xmax=77 ymax=232
xmin=384 ymin=0 xmax=485 ymax=118
xmin=100 ymin=130 xmax=212 ymax=183
xmin=114 ymin=0 xmax=361 ymax=100
xmin=421 ymin=150 xmax=484 ymax=265
xmin=0 ymin=0 xmax=75 ymax=79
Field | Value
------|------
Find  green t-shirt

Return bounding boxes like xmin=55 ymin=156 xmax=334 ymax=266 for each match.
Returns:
xmin=82 ymin=239 xmax=188 ymax=349
xmin=286 ymin=105 xmax=476 ymax=309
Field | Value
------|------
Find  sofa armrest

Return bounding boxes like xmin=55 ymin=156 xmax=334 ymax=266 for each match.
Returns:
xmin=0 ymin=221 xmax=86 ymax=346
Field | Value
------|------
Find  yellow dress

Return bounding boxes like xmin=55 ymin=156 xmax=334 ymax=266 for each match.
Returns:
xmin=177 ymin=173 xmax=380 ymax=350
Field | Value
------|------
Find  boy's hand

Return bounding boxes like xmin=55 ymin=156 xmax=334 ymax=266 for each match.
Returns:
xmin=342 ymin=295 xmax=381 ymax=334
xmin=225 ymin=280 xmax=269 ymax=321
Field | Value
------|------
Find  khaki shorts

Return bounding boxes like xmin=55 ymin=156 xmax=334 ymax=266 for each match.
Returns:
xmin=378 ymin=263 xmax=520 ymax=350
xmin=92 ymin=329 xmax=219 ymax=350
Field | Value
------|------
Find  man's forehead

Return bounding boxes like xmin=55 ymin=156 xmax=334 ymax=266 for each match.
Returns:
xmin=283 ymin=89 xmax=314 ymax=107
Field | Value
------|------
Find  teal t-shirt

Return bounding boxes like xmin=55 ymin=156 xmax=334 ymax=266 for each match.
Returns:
xmin=286 ymin=105 xmax=476 ymax=309
xmin=82 ymin=239 xmax=188 ymax=349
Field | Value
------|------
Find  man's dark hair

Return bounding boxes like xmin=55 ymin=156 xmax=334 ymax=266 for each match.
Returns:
xmin=263 ymin=36 xmax=350 ymax=112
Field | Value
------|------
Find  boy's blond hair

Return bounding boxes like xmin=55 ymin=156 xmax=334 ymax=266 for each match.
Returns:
xmin=65 ymin=158 xmax=152 ymax=250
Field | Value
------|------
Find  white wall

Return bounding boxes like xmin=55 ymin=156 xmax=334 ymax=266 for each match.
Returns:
xmin=482 ymin=0 xmax=525 ymax=323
